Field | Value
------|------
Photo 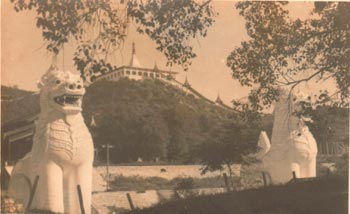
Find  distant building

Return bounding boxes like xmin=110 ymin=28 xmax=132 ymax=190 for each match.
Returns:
xmin=94 ymin=42 xmax=178 ymax=83
xmin=1 ymin=115 xmax=37 ymax=166
xmin=87 ymin=43 xmax=236 ymax=111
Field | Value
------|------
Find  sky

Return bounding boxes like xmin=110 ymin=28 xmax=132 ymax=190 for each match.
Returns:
xmin=1 ymin=1 xmax=316 ymax=105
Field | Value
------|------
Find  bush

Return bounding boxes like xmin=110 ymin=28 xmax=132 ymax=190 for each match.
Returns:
xmin=110 ymin=175 xmax=225 ymax=191
xmin=174 ymin=177 xmax=194 ymax=191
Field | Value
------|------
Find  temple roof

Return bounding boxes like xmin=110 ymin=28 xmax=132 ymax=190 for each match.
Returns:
xmin=129 ymin=42 xmax=141 ymax=68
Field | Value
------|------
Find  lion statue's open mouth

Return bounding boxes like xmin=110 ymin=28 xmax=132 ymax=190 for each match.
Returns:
xmin=34 ymin=67 xmax=86 ymax=114
xmin=54 ymin=94 xmax=83 ymax=107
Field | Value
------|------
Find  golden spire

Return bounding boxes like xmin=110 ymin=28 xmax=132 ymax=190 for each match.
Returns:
xmin=132 ymin=41 xmax=136 ymax=55
xmin=216 ymin=91 xmax=223 ymax=104
xmin=129 ymin=42 xmax=141 ymax=67
xmin=184 ymin=74 xmax=191 ymax=87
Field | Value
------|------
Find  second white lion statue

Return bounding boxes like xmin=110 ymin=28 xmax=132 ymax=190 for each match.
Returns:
xmin=257 ymin=90 xmax=318 ymax=184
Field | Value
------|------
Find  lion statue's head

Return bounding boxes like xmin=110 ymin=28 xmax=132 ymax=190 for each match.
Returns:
xmin=38 ymin=66 xmax=85 ymax=115
xmin=274 ymin=88 xmax=311 ymax=116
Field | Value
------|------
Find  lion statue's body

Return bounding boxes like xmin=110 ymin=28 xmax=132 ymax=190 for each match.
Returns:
xmin=9 ymin=67 xmax=94 ymax=213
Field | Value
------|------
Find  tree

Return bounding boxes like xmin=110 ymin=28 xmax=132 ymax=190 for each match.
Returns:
xmin=10 ymin=0 xmax=215 ymax=79
xmin=93 ymin=99 xmax=169 ymax=163
xmin=227 ymin=2 xmax=349 ymax=113
xmin=296 ymin=99 xmax=349 ymax=146
xmin=165 ymin=103 xmax=204 ymax=162
xmin=196 ymin=118 xmax=260 ymax=186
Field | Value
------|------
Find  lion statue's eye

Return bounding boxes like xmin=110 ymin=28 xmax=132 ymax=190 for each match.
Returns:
xmin=56 ymin=80 xmax=61 ymax=84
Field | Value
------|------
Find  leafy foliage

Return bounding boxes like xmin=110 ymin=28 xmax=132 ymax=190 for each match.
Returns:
xmin=227 ymin=2 xmax=350 ymax=112
xmin=297 ymin=96 xmax=349 ymax=145
xmin=195 ymin=117 xmax=261 ymax=179
xmin=10 ymin=0 xmax=215 ymax=77
xmin=127 ymin=0 xmax=215 ymax=70
xmin=109 ymin=175 xmax=224 ymax=191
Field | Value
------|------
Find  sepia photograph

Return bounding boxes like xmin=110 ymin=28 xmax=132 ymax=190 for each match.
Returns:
xmin=1 ymin=1 xmax=349 ymax=213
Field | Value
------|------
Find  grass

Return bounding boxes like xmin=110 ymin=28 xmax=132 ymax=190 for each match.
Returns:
xmin=131 ymin=175 xmax=348 ymax=214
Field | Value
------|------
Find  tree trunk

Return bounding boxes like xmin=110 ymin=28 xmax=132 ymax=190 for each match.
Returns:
xmin=226 ymin=163 xmax=234 ymax=190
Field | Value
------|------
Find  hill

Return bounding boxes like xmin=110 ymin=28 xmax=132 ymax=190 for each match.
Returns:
xmin=83 ymin=78 xmax=248 ymax=163
xmin=1 ymin=79 xmax=348 ymax=163
xmin=1 ymin=86 xmax=40 ymax=124
xmin=132 ymin=176 xmax=348 ymax=214
xmin=2 ymin=80 xmax=253 ymax=163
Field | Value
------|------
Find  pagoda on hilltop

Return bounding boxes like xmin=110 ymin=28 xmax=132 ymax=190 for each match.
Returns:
xmin=95 ymin=42 xmax=178 ymax=82
xmin=215 ymin=93 xmax=224 ymax=105
xmin=183 ymin=75 xmax=191 ymax=88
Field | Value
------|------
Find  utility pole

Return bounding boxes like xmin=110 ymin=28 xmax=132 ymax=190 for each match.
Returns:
xmin=101 ymin=143 xmax=114 ymax=191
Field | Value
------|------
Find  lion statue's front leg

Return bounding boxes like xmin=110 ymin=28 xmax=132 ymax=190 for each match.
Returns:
xmin=290 ymin=126 xmax=318 ymax=179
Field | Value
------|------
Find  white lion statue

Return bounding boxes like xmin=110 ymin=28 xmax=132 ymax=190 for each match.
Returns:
xmin=9 ymin=66 xmax=94 ymax=213
xmin=257 ymin=90 xmax=318 ymax=184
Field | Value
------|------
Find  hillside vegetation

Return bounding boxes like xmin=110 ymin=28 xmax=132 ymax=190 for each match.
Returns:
xmin=83 ymin=78 xmax=263 ymax=163
xmin=1 ymin=86 xmax=40 ymax=124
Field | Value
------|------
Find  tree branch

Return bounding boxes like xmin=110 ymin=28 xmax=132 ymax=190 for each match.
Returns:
xmin=199 ymin=0 xmax=211 ymax=9
xmin=302 ymin=28 xmax=347 ymax=43
xmin=287 ymin=63 xmax=336 ymax=92
xmin=289 ymin=70 xmax=323 ymax=92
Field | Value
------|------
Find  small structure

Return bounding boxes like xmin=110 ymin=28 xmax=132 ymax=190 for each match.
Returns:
xmin=1 ymin=115 xmax=37 ymax=190
xmin=90 ymin=115 xmax=97 ymax=128
xmin=1 ymin=115 xmax=37 ymax=165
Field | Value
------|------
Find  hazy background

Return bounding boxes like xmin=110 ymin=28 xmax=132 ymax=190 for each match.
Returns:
xmin=1 ymin=1 xmax=315 ymax=104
